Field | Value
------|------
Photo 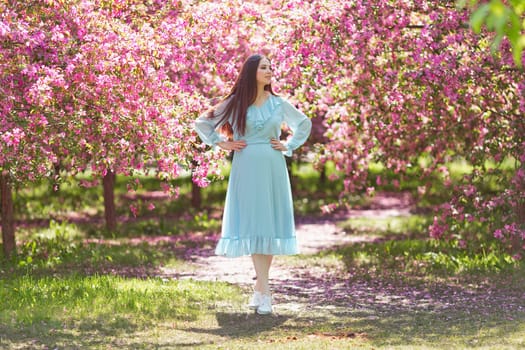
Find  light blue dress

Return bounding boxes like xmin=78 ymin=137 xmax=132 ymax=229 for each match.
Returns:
xmin=194 ymin=95 xmax=312 ymax=257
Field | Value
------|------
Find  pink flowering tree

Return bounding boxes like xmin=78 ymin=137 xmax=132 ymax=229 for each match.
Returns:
xmin=0 ymin=0 xmax=213 ymax=255
xmin=1 ymin=2 xmax=70 ymax=256
xmin=295 ymin=1 xmax=524 ymax=254
xmin=231 ymin=0 xmax=525 ymax=254
xmin=1 ymin=0 xmax=523 ymax=258
xmin=461 ymin=0 xmax=525 ymax=67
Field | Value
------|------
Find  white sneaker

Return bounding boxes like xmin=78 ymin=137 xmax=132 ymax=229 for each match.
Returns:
xmin=256 ymin=293 xmax=272 ymax=315
xmin=248 ymin=291 xmax=262 ymax=310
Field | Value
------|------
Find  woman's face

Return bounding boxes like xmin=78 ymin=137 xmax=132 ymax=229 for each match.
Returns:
xmin=256 ymin=57 xmax=272 ymax=86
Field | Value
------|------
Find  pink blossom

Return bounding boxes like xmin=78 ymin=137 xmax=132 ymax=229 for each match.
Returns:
xmin=130 ymin=204 xmax=138 ymax=218
xmin=321 ymin=203 xmax=337 ymax=214
xmin=1 ymin=128 xmax=25 ymax=148
xmin=429 ymin=217 xmax=448 ymax=239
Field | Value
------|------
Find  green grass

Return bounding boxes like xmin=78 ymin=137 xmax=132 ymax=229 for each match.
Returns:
xmin=1 ymin=215 xmax=524 ymax=349
xmin=339 ymin=215 xmax=433 ymax=237
xmin=334 ymin=215 xmax=519 ymax=275
xmin=2 ymin=271 xmax=524 ymax=349
xmin=276 ymin=215 xmax=525 ymax=350
xmin=0 ymin=220 xmax=202 ymax=278
xmin=2 ymin=160 xmax=524 ymax=349
xmin=0 ymin=274 xmax=244 ymax=349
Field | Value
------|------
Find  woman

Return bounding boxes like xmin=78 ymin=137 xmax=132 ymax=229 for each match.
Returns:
xmin=194 ymin=54 xmax=311 ymax=315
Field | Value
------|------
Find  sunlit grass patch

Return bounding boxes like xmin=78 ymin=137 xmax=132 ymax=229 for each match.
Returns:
xmin=329 ymin=215 xmax=520 ymax=276
xmin=1 ymin=221 xmax=200 ymax=276
xmin=330 ymin=234 xmax=520 ymax=277
xmin=0 ymin=274 xmax=242 ymax=332
xmin=339 ymin=215 xmax=432 ymax=238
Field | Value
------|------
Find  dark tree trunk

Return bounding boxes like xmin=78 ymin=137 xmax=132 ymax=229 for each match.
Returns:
xmin=190 ymin=160 xmax=202 ymax=210
xmin=1 ymin=171 xmax=15 ymax=257
xmin=517 ymin=201 xmax=525 ymax=226
xmin=103 ymin=171 xmax=117 ymax=232
xmin=319 ymin=163 xmax=327 ymax=184
xmin=191 ymin=179 xmax=202 ymax=209
xmin=51 ymin=162 xmax=61 ymax=193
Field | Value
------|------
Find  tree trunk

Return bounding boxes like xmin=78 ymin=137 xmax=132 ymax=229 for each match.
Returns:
xmin=319 ymin=163 xmax=327 ymax=184
xmin=517 ymin=201 xmax=525 ymax=225
xmin=51 ymin=162 xmax=61 ymax=193
xmin=103 ymin=170 xmax=117 ymax=232
xmin=191 ymin=179 xmax=202 ymax=209
xmin=1 ymin=171 xmax=16 ymax=257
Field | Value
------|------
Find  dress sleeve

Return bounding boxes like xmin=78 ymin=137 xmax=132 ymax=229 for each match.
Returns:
xmin=281 ymin=98 xmax=312 ymax=157
xmin=194 ymin=99 xmax=229 ymax=146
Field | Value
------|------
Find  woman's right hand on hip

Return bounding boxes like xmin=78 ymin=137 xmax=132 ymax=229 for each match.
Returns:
xmin=216 ymin=140 xmax=247 ymax=151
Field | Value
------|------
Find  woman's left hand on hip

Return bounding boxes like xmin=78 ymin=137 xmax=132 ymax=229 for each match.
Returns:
xmin=270 ymin=138 xmax=288 ymax=151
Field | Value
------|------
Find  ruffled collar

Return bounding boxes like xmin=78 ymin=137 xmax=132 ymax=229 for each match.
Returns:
xmin=250 ymin=95 xmax=282 ymax=130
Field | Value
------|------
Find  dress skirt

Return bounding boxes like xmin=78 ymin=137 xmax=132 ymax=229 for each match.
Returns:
xmin=214 ymin=142 xmax=299 ymax=257
xmin=195 ymin=94 xmax=311 ymax=258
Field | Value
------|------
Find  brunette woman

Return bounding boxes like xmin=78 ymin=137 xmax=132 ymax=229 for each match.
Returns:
xmin=194 ymin=54 xmax=311 ymax=315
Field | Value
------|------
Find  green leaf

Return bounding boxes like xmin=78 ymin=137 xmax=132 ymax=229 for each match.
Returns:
xmin=512 ymin=35 xmax=525 ymax=67
xmin=512 ymin=46 xmax=523 ymax=67
xmin=490 ymin=33 xmax=504 ymax=53
xmin=508 ymin=10 xmax=522 ymax=29
xmin=507 ymin=12 xmax=521 ymax=41
xmin=456 ymin=0 xmax=467 ymax=9
xmin=470 ymin=3 xmax=490 ymax=33
xmin=509 ymin=0 xmax=525 ymax=15
xmin=482 ymin=1 xmax=508 ymax=34
xmin=489 ymin=0 xmax=506 ymax=16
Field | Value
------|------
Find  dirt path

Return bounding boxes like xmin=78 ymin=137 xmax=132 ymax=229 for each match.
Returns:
xmin=178 ymin=191 xmax=414 ymax=284
xmin=164 ymin=192 xmax=524 ymax=320
xmin=169 ymin=192 xmax=418 ymax=310
xmin=178 ymin=218 xmax=354 ymax=286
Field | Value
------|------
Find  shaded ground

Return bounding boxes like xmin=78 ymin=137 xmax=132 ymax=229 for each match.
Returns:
xmin=161 ymin=191 xmax=521 ymax=317
xmin=171 ymin=191 xmax=415 ymax=283
xmin=150 ymin=191 xmax=524 ymax=348
xmin=4 ymin=191 xmax=525 ymax=349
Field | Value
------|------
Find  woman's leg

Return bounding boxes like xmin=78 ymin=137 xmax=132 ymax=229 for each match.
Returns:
xmin=251 ymin=254 xmax=273 ymax=294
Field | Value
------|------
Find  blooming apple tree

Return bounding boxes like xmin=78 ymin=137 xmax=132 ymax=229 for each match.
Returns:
xmin=1 ymin=0 xmax=523 ymax=257
xmin=225 ymin=0 xmax=524 ymax=254
xmin=0 ymin=0 xmax=215 ymax=251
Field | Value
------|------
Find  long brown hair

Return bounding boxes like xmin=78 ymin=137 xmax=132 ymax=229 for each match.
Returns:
xmin=209 ymin=54 xmax=276 ymax=137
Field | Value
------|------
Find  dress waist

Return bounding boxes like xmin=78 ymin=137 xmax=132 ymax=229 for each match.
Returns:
xmin=244 ymin=140 xmax=270 ymax=146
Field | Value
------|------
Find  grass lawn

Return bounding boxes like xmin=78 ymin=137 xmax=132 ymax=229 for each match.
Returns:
xmin=1 ymin=162 xmax=524 ymax=349
xmin=1 ymin=214 xmax=524 ymax=349
xmin=2 ymin=260 xmax=524 ymax=349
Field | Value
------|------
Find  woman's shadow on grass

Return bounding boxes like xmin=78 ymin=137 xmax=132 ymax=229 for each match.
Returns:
xmin=186 ymin=310 xmax=336 ymax=340
xmin=186 ymin=311 xmax=293 ymax=338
